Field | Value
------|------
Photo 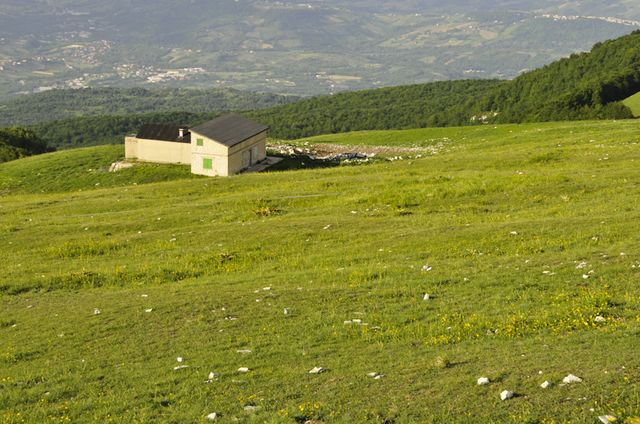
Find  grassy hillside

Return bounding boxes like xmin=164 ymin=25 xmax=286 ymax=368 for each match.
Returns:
xmin=2 ymin=120 xmax=640 ymax=422
xmin=623 ymin=91 xmax=640 ymax=117
xmin=0 ymin=145 xmax=198 ymax=195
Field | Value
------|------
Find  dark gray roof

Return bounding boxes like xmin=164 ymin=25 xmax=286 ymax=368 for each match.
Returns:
xmin=190 ymin=114 xmax=268 ymax=147
xmin=136 ymin=124 xmax=190 ymax=144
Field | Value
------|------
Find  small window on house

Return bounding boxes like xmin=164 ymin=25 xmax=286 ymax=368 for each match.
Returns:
xmin=203 ymin=158 xmax=213 ymax=170
xmin=196 ymin=138 xmax=204 ymax=146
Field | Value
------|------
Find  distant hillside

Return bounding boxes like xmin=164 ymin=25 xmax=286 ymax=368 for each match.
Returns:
xmin=474 ymin=30 xmax=640 ymax=122
xmin=0 ymin=87 xmax=297 ymax=127
xmin=24 ymin=80 xmax=502 ymax=148
xmin=11 ymin=31 xmax=640 ymax=148
xmin=250 ymin=31 xmax=640 ymax=138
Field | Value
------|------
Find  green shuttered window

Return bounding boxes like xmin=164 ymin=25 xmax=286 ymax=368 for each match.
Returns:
xmin=196 ymin=138 xmax=204 ymax=146
xmin=203 ymin=158 xmax=213 ymax=170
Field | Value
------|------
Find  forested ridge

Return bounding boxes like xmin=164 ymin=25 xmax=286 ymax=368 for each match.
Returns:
xmin=474 ymin=30 xmax=640 ymax=123
xmin=0 ymin=127 xmax=51 ymax=163
xmin=3 ymin=31 xmax=640 ymax=151
xmin=0 ymin=87 xmax=296 ymax=127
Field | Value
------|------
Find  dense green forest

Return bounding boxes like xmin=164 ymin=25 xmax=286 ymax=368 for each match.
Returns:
xmin=473 ymin=30 xmax=640 ymax=123
xmin=246 ymin=80 xmax=504 ymax=138
xmin=30 ymin=112 xmax=217 ymax=150
xmin=4 ymin=31 xmax=640 ymax=150
xmin=0 ymin=87 xmax=297 ymax=127
xmin=0 ymin=127 xmax=51 ymax=163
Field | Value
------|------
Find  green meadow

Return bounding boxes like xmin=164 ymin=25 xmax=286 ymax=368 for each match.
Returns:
xmin=1 ymin=120 xmax=640 ymax=423
xmin=623 ymin=92 xmax=640 ymax=118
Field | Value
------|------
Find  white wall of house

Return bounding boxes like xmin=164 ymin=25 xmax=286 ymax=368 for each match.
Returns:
xmin=227 ymin=132 xmax=267 ymax=175
xmin=190 ymin=130 xmax=267 ymax=177
xmin=125 ymin=136 xmax=191 ymax=164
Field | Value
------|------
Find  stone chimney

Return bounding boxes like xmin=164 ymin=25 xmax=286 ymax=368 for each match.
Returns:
xmin=178 ymin=128 xmax=185 ymax=138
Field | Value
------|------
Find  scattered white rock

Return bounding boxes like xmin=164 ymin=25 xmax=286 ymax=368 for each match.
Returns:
xmin=237 ymin=349 xmax=252 ymax=354
xmin=500 ymin=390 xmax=514 ymax=401
xmin=423 ymin=293 xmax=431 ymax=301
xmin=93 ymin=308 xmax=101 ymax=315
xmin=206 ymin=412 xmax=218 ymax=421
xmin=510 ymin=231 xmax=518 ymax=235
xmin=283 ymin=308 xmax=290 ymax=315
xmin=173 ymin=365 xmax=189 ymax=370
xmin=262 ymin=287 xmax=271 ymax=291
xmin=421 ymin=265 xmax=433 ymax=272
xmin=145 ymin=308 xmax=153 ymax=313
xmin=582 ymin=274 xmax=590 ymax=279
xmin=323 ymin=225 xmax=331 ymax=230
xmin=343 ymin=320 xmax=353 ymax=325
xmin=244 ymin=405 xmax=260 ymax=412
xmin=177 ymin=357 xmax=183 ymax=363
xmin=352 ymin=319 xmax=362 ymax=324
xmin=562 ymin=374 xmax=582 ymax=384
xmin=308 ymin=366 xmax=327 ymax=374
xmin=141 ymin=294 xmax=148 ymax=298
xmin=207 ymin=372 xmax=219 ymax=380
xmin=595 ymin=316 xmax=606 ymax=323
xmin=237 ymin=367 xmax=250 ymax=373
xmin=477 ymin=377 xmax=490 ymax=386
xmin=576 ymin=261 xmax=587 ymax=269
xmin=599 ymin=415 xmax=617 ymax=424
xmin=540 ymin=380 xmax=552 ymax=389
xmin=367 ymin=372 xmax=384 ymax=379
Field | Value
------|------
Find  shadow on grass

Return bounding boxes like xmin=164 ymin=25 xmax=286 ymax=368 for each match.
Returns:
xmin=264 ymin=154 xmax=341 ymax=172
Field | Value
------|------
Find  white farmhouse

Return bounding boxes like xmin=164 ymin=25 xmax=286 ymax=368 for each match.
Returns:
xmin=124 ymin=113 xmax=269 ymax=176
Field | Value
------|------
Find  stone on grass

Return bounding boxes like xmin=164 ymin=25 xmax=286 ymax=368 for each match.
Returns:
xmin=145 ymin=308 xmax=153 ymax=313
xmin=206 ymin=412 xmax=218 ymax=421
xmin=173 ymin=365 xmax=189 ymax=370
xmin=540 ymin=381 xmax=551 ymax=389
xmin=562 ymin=374 xmax=582 ymax=384
xmin=367 ymin=372 xmax=384 ymax=379
xmin=208 ymin=372 xmax=219 ymax=380
xmin=308 ymin=366 xmax=327 ymax=374
xmin=423 ymin=293 xmax=430 ymax=301
xmin=244 ymin=405 xmax=261 ymax=412
xmin=422 ymin=265 xmax=433 ymax=272
xmin=93 ymin=308 xmax=101 ymax=315
xmin=237 ymin=367 xmax=250 ymax=373
xmin=595 ymin=316 xmax=606 ymax=323
xmin=599 ymin=416 xmax=617 ymax=424
xmin=284 ymin=308 xmax=290 ymax=315
xmin=477 ymin=377 xmax=490 ymax=386
xmin=177 ymin=357 xmax=183 ymax=363
xmin=500 ymin=390 xmax=514 ymax=401
xmin=237 ymin=349 xmax=252 ymax=354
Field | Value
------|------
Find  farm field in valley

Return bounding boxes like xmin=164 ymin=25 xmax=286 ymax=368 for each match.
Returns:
xmin=1 ymin=120 xmax=640 ymax=422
